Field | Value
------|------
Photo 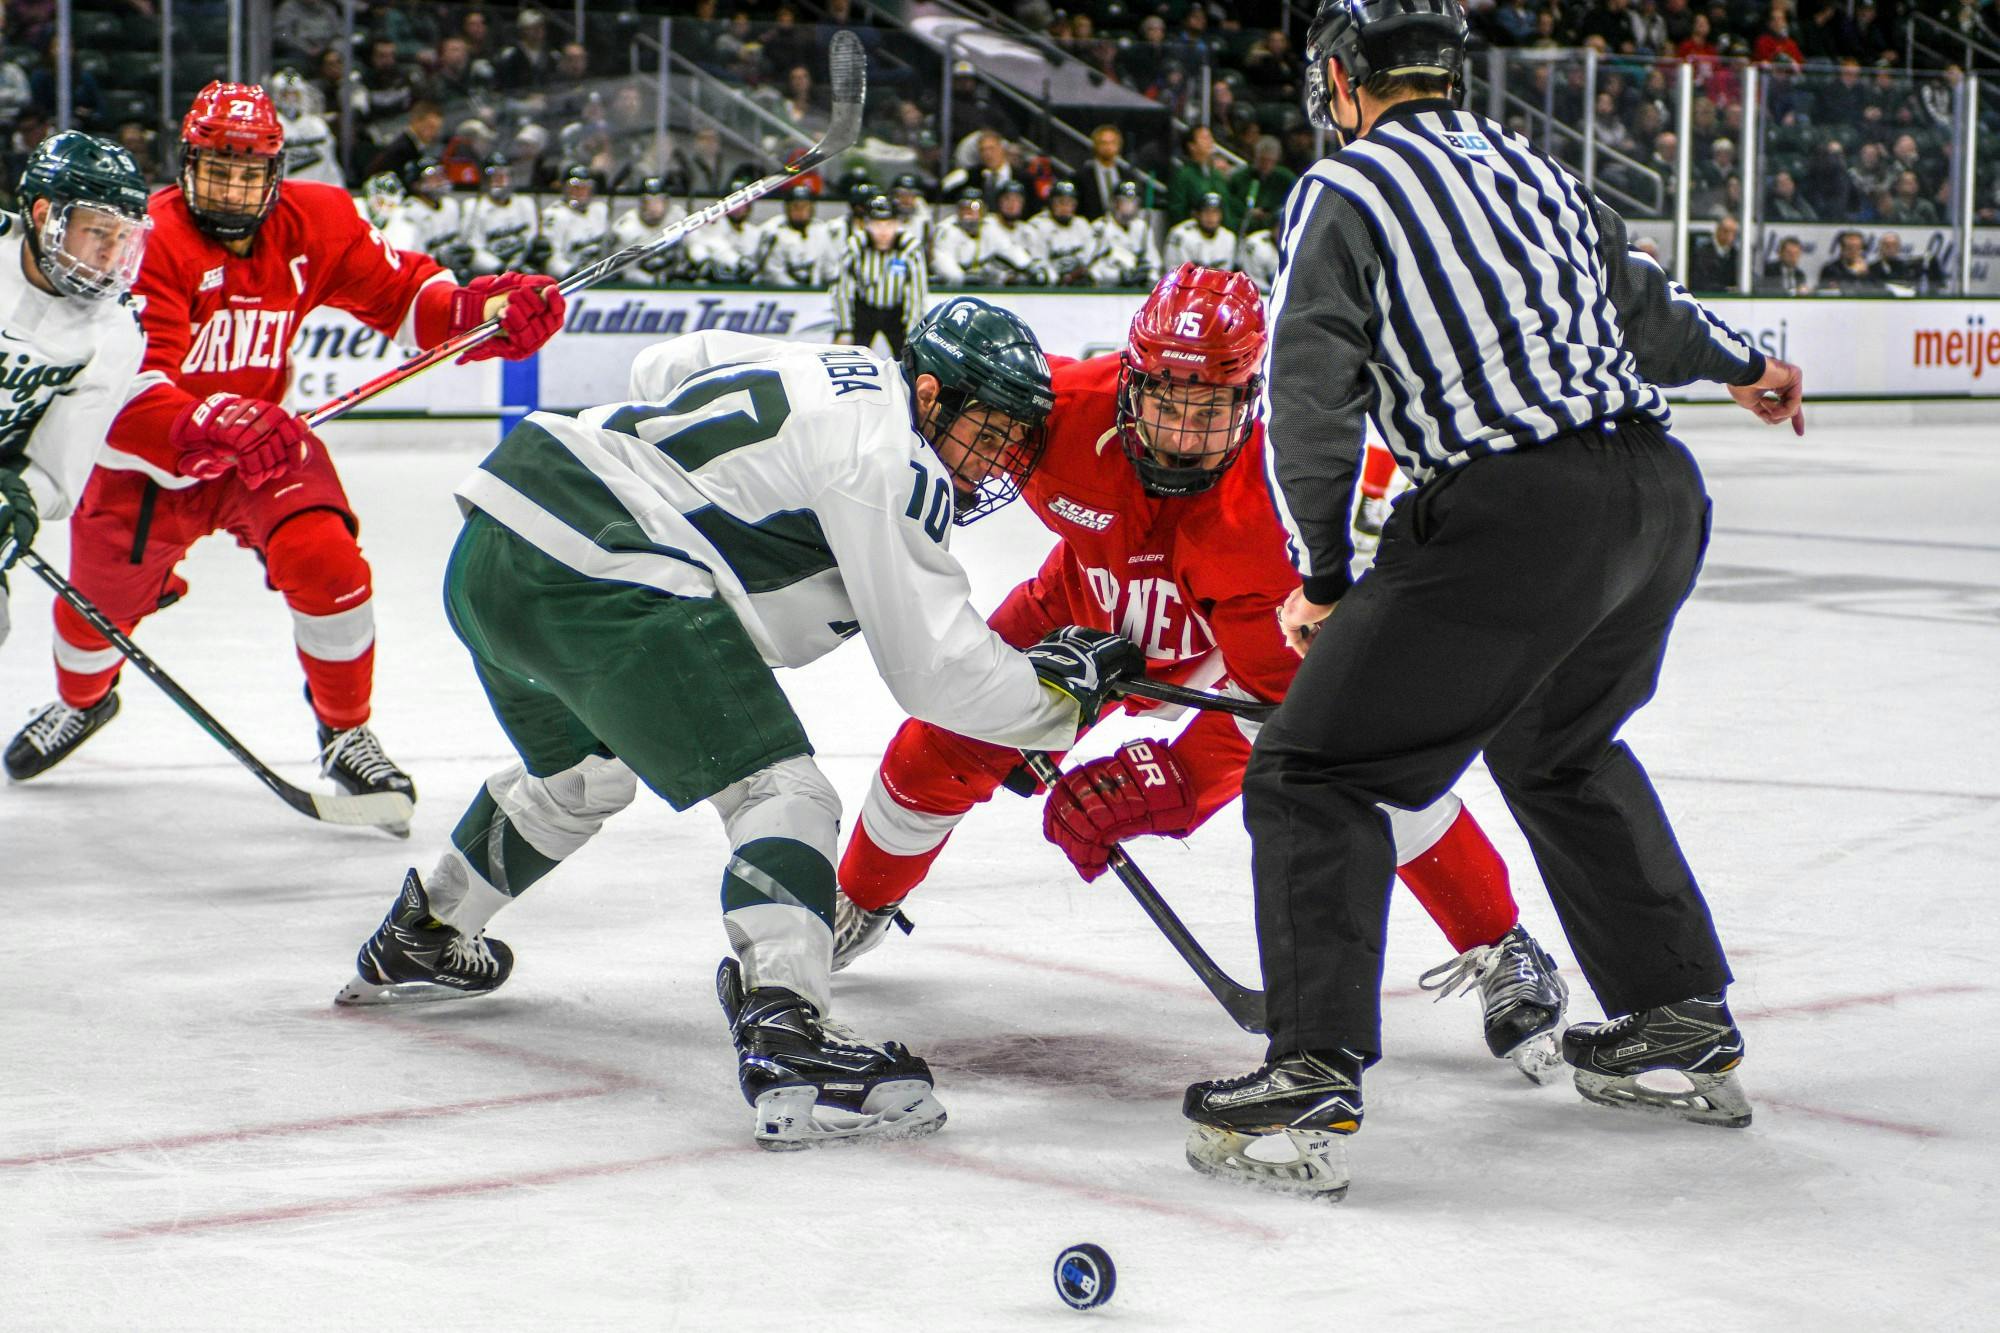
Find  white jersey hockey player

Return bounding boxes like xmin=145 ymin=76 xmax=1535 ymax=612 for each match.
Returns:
xmin=269 ymin=70 xmax=343 ymax=187
xmin=687 ymin=193 xmax=764 ymax=284
xmin=1239 ymin=228 xmax=1281 ymax=294
xmin=754 ymin=186 xmax=836 ymax=288
xmin=931 ymin=191 xmax=1039 ymax=287
xmin=0 ymin=134 xmax=150 ymax=655
xmin=334 ymin=301 xmax=1143 ymax=1153
xmin=363 ymin=171 xmax=402 ymax=230
xmin=610 ymin=176 xmax=688 ymax=286
xmin=1025 ymin=181 xmax=1100 ymax=285
xmin=539 ymin=166 xmax=612 ymax=280
xmin=1162 ymin=192 xmax=1239 ymax=273
xmin=382 ymin=157 xmax=469 ymax=276
xmin=1093 ymin=180 xmax=1161 ymax=287
xmin=990 ymin=182 xmax=1050 ymax=285
xmin=464 ymin=154 xmax=538 ymax=276
xmin=890 ymin=174 xmax=933 ymax=255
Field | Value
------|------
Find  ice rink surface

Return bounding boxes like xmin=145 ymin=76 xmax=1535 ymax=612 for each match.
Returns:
xmin=3 ymin=410 xmax=1996 ymax=1330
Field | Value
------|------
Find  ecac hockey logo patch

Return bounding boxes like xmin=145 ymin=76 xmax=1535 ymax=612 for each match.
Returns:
xmin=1048 ymin=495 xmax=1115 ymax=531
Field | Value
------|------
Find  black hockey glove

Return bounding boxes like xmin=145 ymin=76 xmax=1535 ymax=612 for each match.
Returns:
xmin=1026 ymin=626 xmax=1146 ymax=723
xmin=0 ymin=466 xmax=38 ymax=572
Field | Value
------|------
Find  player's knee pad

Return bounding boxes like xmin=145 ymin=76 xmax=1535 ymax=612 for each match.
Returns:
xmin=1382 ymin=791 xmax=1461 ymax=865
xmin=489 ymin=754 xmax=640 ymax=860
xmin=710 ymin=755 xmax=841 ymax=865
xmin=877 ymin=717 xmax=1017 ymax=818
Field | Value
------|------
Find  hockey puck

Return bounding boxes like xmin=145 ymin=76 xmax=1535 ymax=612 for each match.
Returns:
xmin=1053 ymin=1243 xmax=1116 ymax=1310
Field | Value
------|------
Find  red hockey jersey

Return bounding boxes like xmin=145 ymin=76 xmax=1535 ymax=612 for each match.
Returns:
xmin=1011 ymin=353 xmax=1303 ymax=823
xmin=102 ymin=180 xmax=457 ymax=488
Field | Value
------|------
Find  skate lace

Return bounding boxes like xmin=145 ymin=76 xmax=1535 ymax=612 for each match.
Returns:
xmin=321 ymin=725 xmax=400 ymax=784
xmin=21 ymin=703 xmax=87 ymax=756
xmin=1417 ymin=943 xmax=1497 ymax=1001
xmin=442 ymin=932 xmax=498 ymax=976
xmin=1419 ymin=933 xmax=1565 ymax=1014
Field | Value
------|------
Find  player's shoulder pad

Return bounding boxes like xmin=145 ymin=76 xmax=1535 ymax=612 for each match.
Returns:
xmin=0 ymin=210 xmax=15 ymax=239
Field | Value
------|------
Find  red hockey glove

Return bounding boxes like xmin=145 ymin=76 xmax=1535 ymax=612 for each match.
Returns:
xmin=1042 ymin=739 xmax=1199 ymax=882
xmin=170 ymin=394 xmax=314 ymax=489
xmin=449 ymin=273 xmax=566 ymax=363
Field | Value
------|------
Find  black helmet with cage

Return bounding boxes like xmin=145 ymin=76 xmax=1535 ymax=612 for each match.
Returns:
xmin=1304 ymin=0 xmax=1468 ymax=140
xmin=15 ymin=130 xmax=152 ymax=300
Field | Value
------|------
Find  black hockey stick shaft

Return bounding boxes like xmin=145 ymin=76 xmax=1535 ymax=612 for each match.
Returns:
xmin=302 ymin=32 xmax=869 ymax=432
xmin=18 ymin=549 xmax=404 ymax=828
xmin=1022 ymin=751 xmax=1267 ymax=1033
xmin=1113 ymin=675 xmax=1277 ymax=722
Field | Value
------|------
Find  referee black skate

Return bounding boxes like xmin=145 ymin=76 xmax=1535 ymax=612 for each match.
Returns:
xmin=833 ymin=192 xmax=927 ymax=357
xmin=1183 ymin=0 xmax=1803 ymax=1198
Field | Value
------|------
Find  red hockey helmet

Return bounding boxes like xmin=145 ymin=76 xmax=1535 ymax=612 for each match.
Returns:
xmin=1116 ymin=262 xmax=1268 ymax=496
xmin=179 ymin=81 xmax=286 ymax=241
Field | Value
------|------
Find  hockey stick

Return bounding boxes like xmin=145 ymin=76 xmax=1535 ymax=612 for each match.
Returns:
xmin=1113 ymin=676 xmax=1277 ymax=723
xmin=17 ymin=549 xmax=414 ymax=833
xmin=299 ymin=30 xmax=869 ymax=432
xmin=1021 ymin=751 xmax=1266 ymax=1033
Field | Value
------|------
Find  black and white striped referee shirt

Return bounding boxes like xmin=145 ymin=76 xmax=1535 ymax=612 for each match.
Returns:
xmin=1260 ymin=99 xmax=1767 ymax=603
xmin=832 ymin=229 xmax=928 ymax=335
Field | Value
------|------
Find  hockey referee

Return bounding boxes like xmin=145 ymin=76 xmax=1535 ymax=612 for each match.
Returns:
xmin=832 ymin=192 xmax=928 ymax=357
xmin=1183 ymin=0 xmax=1804 ymax=1197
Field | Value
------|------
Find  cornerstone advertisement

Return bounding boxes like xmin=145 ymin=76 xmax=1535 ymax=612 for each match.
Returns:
xmin=286 ymin=287 xmax=2000 ymax=421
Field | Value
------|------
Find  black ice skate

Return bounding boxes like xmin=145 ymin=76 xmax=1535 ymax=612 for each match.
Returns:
xmin=317 ymin=720 xmax=415 ymax=835
xmin=335 ymin=869 xmax=514 ymax=1006
xmin=1182 ymin=1050 xmax=1364 ymax=1200
xmin=1563 ymin=993 xmax=1751 ymax=1128
xmin=4 ymin=693 xmax=119 ymax=781
xmin=830 ymin=891 xmax=913 ymax=972
xmin=1418 ymin=924 xmax=1570 ymax=1084
xmin=716 ymin=957 xmax=945 ymax=1150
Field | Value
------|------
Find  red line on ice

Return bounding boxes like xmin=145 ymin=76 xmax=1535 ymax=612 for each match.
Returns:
xmin=325 ymin=1008 xmax=647 ymax=1085
xmin=1759 ymin=1098 xmax=1945 ymax=1139
xmin=102 ymin=1146 xmax=740 ymax=1239
xmin=0 ymin=1085 xmax=618 ymax=1169
xmin=912 ymin=1145 xmax=1285 ymax=1241
xmin=933 ymin=942 xmax=1423 ymax=1003
xmin=1739 ymin=983 xmax=1986 ymax=1020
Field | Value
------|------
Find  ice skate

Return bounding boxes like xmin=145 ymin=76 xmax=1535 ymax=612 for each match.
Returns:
xmin=335 ymin=868 xmax=514 ymax=1006
xmin=1563 ymin=993 xmax=1751 ymax=1128
xmin=5 ymin=693 xmax=119 ymax=781
xmin=1417 ymin=923 xmax=1570 ymax=1084
xmin=318 ymin=720 xmax=416 ymax=835
xmin=716 ymin=957 xmax=945 ymax=1150
xmin=830 ymin=892 xmax=913 ymax=972
xmin=1182 ymin=1050 xmax=1363 ymax=1200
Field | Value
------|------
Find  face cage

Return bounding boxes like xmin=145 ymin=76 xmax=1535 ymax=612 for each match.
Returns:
xmin=1116 ymin=365 xmax=1258 ymax=497
xmin=923 ymin=388 xmax=1048 ymax=525
xmin=33 ymin=201 xmax=151 ymax=300
xmin=181 ymin=146 xmax=283 ymax=241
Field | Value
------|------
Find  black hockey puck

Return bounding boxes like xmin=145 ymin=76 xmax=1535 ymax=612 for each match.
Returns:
xmin=1053 ymin=1243 xmax=1116 ymax=1310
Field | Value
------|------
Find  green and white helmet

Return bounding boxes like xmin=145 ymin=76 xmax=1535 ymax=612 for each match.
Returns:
xmin=15 ymin=130 xmax=152 ymax=300
xmin=902 ymin=296 xmax=1056 ymax=523
xmin=364 ymin=171 xmax=403 ymax=229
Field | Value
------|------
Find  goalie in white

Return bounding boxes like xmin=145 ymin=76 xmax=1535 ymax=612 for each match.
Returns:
xmin=268 ymin=69 xmax=343 ymax=187
xmin=333 ymin=299 xmax=1145 ymax=1152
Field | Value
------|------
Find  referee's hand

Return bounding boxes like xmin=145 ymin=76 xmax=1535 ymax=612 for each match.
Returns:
xmin=1728 ymin=356 xmax=1806 ymax=436
xmin=1279 ymin=586 xmax=1337 ymax=658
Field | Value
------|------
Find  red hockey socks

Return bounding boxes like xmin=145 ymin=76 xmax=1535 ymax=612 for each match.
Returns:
xmin=265 ymin=510 xmax=375 ymax=730
xmin=1395 ymin=805 xmax=1520 ymax=954
xmin=839 ymin=820 xmax=952 ymax=911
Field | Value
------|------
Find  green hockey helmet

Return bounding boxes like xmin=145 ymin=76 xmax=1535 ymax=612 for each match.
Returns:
xmin=15 ymin=130 xmax=152 ymax=300
xmin=902 ymin=296 xmax=1056 ymax=523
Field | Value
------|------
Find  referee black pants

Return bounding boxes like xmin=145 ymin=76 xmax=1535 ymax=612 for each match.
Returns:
xmin=850 ymin=302 xmax=909 ymax=358
xmin=1245 ymin=419 xmax=1732 ymax=1061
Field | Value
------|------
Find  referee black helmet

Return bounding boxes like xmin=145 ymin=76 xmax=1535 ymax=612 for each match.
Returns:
xmin=1304 ymin=0 xmax=1468 ymax=135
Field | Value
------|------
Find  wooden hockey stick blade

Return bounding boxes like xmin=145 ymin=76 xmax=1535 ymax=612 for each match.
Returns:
xmin=1113 ymin=676 xmax=1276 ymax=722
xmin=1023 ymin=752 xmax=1267 ymax=1033
xmin=300 ymin=33 xmax=870 ymax=434
xmin=20 ymin=550 xmax=412 ymax=833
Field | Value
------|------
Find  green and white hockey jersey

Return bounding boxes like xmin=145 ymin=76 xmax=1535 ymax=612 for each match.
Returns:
xmin=455 ymin=330 xmax=1079 ymax=752
xmin=0 ymin=212 xmax=148 ymax=520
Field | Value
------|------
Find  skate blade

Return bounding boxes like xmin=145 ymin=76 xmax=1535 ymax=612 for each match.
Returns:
xmin=334 ymin=974 xmax=499 ymax=1007
xmin=1505 ymin=1031 xmax=1566 ymax=1086
xmin=751 ymin=1080 xmax=947 ymax=1151
xmin=1184 ymin=1123 xmax=1352 ymax=1200
xmin=1574 ymin=1066 xmax=1753 ymax=1128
